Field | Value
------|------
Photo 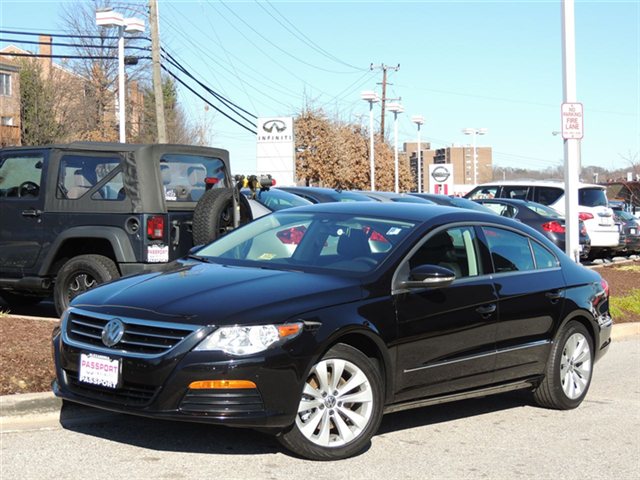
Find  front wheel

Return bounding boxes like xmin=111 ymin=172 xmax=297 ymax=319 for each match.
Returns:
xmin=533 ymin=321 xmax=594 ymax=410
xmin=278 ymin=343 xmax=384 ymax=460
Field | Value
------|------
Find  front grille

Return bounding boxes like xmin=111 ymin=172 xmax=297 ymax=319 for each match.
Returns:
xmin=64 ymin=370 xmax=159 ymax=407
xmin=65 ymin=310 xmax=199 ymax=356
xmin=179 ymin=389 xmax=264 ymax=415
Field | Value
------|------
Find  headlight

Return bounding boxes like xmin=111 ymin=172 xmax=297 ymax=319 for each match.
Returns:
xmin=194 ymin=322 xmax=303 ymax=356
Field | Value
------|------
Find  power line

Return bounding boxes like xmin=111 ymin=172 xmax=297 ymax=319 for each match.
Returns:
xmin=258 ymin=0 xmax=364 ymax=72
xmin=0 ymin=36 xmax=149 ymax=51
xmin=161 ymin=49 xmax=257 ymax=122
xmin=217 ymin=0 xmax=361 ymax=75
xmin=162 ymin=64 xmax=256 ymax=135
xmin=0 ymin=28 xmax=147 ymax=41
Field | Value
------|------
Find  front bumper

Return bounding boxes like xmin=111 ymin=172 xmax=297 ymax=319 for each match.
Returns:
xmin=52 ymin=328 xmax=309 ymax=429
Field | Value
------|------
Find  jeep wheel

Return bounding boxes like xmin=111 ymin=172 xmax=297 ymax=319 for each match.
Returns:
xmin=192 ymin=188 xmax=252 ymax=246
xmin=54 ymin=254 xmax=120 ymax=315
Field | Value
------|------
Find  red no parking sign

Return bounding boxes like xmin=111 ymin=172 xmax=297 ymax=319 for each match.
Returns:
xmin=561 ymin=102 xmax=584 ymax=140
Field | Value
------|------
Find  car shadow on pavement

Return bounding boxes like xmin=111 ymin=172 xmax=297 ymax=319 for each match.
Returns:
xmin=58 ymin=402 xmax=281 ymax=456
xmin=378 ymin=389 xmax=534 ymax=435
xmin=57 ymin=390 xmax=535 ymax=458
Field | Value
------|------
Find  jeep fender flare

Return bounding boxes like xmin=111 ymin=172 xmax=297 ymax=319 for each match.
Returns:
xmin=39 ymin=226 xmax=136 ymax=276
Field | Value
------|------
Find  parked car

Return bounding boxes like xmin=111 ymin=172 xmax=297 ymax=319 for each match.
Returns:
xmin=358 ymin=191 xmax=435 ymax=204
xmin=464 ymin=180 xmax=618 ymax=259
xmin=278 ymin=186 xmax=375 ymax=203
xmin=241 ymin=187 xmax=312 ymax=218
xmin=612 ymin=209 xmax=640 ymax=255
xmin=0 ymin=142 xmax=250 ymax=315
xmin=410 ymin=192 xmax=496 ymax=213
xmin=52 ymin=202 xmax=612 ymax=460
xmin=474 ymin=198 xmax=591 ymax=259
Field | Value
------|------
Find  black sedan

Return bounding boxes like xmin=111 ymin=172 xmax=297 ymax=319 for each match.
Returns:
xmin=410 ymin=192 xmax=496 ymax=213
xmin=474 ymin=198 xmax=591 ymax=258
xmin=52 ymin=202 xmax=612 ymax=460
xmin=278 ymin=186 xmax=375 ymax=203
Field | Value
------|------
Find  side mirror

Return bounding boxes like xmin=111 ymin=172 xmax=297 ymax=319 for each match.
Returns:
xmin=399 ymin=264 xmax=456 ymax=290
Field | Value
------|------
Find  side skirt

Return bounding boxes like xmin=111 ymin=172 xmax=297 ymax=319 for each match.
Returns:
xmin=383 ymin=379 xmax=539 ymax=415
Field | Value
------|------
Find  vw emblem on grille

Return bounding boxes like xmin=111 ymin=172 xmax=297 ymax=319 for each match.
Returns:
xmin=102 ymin=318 xmax=125 ymax=347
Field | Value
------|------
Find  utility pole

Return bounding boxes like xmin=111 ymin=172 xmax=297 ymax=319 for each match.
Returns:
xmin=371 ymin=63 xmax=399 ymax=137
xmin=149 ymin=0 xmax=167 ymax=143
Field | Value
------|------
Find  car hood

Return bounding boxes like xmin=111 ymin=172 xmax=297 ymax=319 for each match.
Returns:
xmin=71 ymin=260 xmax=364 ymax=326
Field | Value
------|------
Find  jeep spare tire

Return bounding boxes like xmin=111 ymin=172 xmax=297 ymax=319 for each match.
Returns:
xmin=192 ymin=188 xmax=253 ymax=246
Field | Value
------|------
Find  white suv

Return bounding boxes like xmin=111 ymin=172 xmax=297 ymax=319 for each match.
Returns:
xmin=465 ymin=180 xmax=619 ymax=259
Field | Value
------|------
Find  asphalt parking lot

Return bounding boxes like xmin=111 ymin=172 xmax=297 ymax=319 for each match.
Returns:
xmin=1 ymin=336 xmax=638 ymax=480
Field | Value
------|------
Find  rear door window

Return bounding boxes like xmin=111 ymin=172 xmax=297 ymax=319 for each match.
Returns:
xmin=501 ymin=186 xmax=529 ymax=200
xmin=57 ymin=154 xmax=121 ymax=200
xmin=159 ymin=154 xmax=227 ymax=203
xmin=579 ymin=188 xmax=608 ymax=207
xmin=482 ymin=227 xmax=535 ymax=273
xmin=533 ymin=187 xmax=563 ymax=206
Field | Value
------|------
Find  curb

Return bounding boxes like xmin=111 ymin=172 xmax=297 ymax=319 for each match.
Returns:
xmin=1 ymin=323 xmax=638 ymax=420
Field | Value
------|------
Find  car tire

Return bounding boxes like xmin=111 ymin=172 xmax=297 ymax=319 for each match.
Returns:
xmin=0 ymin=291 xmax=44 ymax=308
xmin=533 ymin=321 xmax=594 ymax=410
xmin=277 ymin=343 xmax=384 ymax=461
xmin=54 ymin=254 xmax=120 ymax=316
xmin=192 ymin=188 xmax=253 ymax=246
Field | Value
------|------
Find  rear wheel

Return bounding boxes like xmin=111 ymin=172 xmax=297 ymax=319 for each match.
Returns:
xmin=533 ymin=321 xmax=594 ymax=410
xmin=192 ymin=188 xmax=252 ymax=246
xmin=53 ymin=254 xmax=120 ymax=316
xmin=278 ymin=343 xmax=384 ymax=460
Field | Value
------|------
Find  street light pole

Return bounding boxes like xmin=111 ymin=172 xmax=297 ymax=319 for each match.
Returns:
xmin=462 ymin=127 xmax=488 ymax=185
xmin=117 ymin=25 xmax=125 ymax=143
xmin=388 ymin=103 xmax=404 ymax=193
xmin=412 ymin=115 xmax=424 ymax=193
xmin=361 ymin=91 xmax=380 ymax=191
xmin=96 ymin=9 xmax=145 ymax=143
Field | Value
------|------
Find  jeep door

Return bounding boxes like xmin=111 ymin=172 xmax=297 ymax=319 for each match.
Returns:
xmin=0 ymin=150 xmax=48 ymax=273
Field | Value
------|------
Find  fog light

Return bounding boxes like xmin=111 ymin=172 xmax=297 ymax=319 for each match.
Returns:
xmin=189 ymin=380 xmax=257 ymax=389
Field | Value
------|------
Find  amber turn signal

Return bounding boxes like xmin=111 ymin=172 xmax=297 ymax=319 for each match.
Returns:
xmin=189 ymin=380 xmax=257 ymax=389
xmin=278 ymin=323 xmax=303 ymax=338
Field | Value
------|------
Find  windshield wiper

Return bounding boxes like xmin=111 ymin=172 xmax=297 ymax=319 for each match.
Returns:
xmin=187 ymin=254 xmax=213 ymax=263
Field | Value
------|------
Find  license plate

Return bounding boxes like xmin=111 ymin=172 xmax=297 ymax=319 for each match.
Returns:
xmin=79 ymin=353 xmax=120 ymax=389
xmin=631 ymin=228 xmax=637 ymax=235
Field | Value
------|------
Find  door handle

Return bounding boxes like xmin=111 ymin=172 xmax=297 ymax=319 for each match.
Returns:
xmin=545 ymin=290 xmax=563 ymax=303
xmin=21 ymin=209 xmax=42 ymax=218
xmin=476 ymin=304 xmax=496 ymax=316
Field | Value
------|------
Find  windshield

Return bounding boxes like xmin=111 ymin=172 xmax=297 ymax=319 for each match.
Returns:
xmin=525 ymin=202 xmax=563 ymax=218
xmin=251 ymin=188 xmax=312 ymax=211
xmin=579 ymin=187 xmax=608 ymax=208
xmin=196 ymin=211 xmax=417 ymax=274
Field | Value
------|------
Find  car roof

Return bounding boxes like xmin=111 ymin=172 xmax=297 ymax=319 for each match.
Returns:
xmin=470 ymin=180 xmax=604 ymax=189
xmin=283 ymin=198 xmax=503 ymax=223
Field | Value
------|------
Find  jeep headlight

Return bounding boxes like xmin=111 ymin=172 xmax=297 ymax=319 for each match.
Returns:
xmin=194 ymin=322 xmax=303 ymax=356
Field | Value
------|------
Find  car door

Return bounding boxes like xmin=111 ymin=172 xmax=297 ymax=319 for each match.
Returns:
xmin=479 ymin=225 xmax=566 ymax=382
xmin=393 ymin=225 xmax=499 ymax=402
xmin=0 ymin=150 xmax=47 ymax=274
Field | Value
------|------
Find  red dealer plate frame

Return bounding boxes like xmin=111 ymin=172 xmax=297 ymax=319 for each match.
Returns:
xmin=79 ymin=353 xmax=121 ymax=389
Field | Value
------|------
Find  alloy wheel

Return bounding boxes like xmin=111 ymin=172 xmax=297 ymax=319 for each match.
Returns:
xmin=296 ymin=358 xmax=374 ymax=448
xmin=560 ymin=332 xmax=592 ymax=400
